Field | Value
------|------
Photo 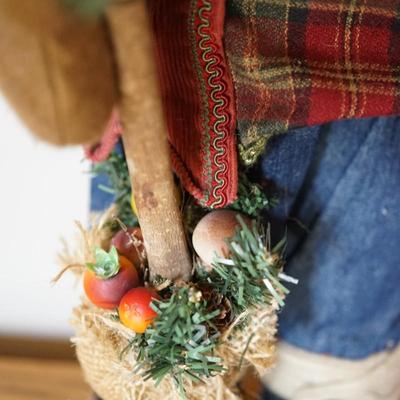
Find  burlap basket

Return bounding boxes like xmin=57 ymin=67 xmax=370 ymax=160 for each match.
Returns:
xmin=62 ymin=213 xmax=279 ymax=399
xmin=72 ymin=300 xmax=277 ymax=400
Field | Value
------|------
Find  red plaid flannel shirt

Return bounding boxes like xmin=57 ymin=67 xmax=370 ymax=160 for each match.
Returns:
xmin=226 ymin=0 xmax=400 ymax=164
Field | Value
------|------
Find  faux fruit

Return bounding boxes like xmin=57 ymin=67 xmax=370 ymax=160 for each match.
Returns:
xmin=119 ymin=287 xmax=160 ymax=333
xmin=192 ymin=210 xmax=251 ymax=267
xmin=84 ymin=246 xmax=140 ymax=309
xmin=111 ymin=227 xmax=144 ymax=266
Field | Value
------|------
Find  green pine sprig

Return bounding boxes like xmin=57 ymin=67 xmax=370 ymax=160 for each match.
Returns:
xmin=197 ymin=216 xmax=292 ymax=313
xmin=230 ymin=173 xmax=277 ymax=217
xmin=126 ymin=286 xmax=224 ymax=396
xmin=121 ymin=219 xmax=296 ymax=397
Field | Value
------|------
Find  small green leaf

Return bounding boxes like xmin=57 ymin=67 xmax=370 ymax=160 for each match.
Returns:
xmin=86 ymin=246 xmax=120 ymax=279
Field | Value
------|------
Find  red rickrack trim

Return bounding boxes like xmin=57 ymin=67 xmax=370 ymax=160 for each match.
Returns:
xmin=84 ymin=109 xmax=122 ymax=163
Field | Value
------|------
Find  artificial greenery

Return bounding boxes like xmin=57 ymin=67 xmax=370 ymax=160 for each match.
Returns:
xmin=230 ymin=173 xmax=277 ymax=218
xmin=197 ymin=217 xmax=290 ymax=312
xmin=86 ymin=246 xmax=120 ymax=279
xmin=122 ymin=217 xmax=294 ymax=397
xmin=183 ymin=172 xmax=275 ymax=237
xmin=91 ymin=150 xmax=138 ymax=228
xmin=129 ymin=286 xmax=224 ymax=396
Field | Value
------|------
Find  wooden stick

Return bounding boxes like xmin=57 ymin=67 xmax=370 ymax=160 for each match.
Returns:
xmin=107 ymin=0 xmax=192 ymax=281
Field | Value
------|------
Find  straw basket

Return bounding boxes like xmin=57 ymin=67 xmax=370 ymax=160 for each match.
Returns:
xmin=72 ymin=299 xmax=277 ymax=400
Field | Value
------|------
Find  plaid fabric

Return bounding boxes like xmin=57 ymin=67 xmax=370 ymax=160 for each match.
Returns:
xmin=225 ymin=0 xmax=400 ymax=164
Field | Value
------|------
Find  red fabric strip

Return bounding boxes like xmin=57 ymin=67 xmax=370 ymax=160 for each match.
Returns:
xmin=149 ymin=0 xmax=238 ymax=208
xmin=84 ymin=109 xmax=122 ymax=163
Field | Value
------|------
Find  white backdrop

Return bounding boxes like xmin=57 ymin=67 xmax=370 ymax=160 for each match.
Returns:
xmin=0 ymin=96 xmax=89 ymax=338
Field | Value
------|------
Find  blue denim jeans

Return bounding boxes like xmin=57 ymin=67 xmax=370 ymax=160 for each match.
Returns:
xmin=261 ymin=116 xmax=400 ymax=360
xmin=90 ymin=142 xmax=123 ymax=212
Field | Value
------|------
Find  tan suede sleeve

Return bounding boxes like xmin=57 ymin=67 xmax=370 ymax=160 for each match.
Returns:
xmin=0 ymin=0 xmax=117 ymax=146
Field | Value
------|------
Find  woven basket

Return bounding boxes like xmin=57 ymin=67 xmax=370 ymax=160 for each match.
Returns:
xmin=72 ymin=300 xmax=277 ymax=400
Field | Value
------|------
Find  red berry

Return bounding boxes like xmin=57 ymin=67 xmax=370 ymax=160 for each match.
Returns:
xmin=118 ymin=287 xmax=160 ymax=333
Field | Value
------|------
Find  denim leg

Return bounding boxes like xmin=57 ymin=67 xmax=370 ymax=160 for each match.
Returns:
xmin=261 ymin=117 xmax=400 ymax=359
xmin=89 ymin=140 xmax=124 ymax=213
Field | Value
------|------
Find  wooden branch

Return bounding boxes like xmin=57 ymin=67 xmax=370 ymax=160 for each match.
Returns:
xmin=107 ymin=0 xmax=192 ymax=281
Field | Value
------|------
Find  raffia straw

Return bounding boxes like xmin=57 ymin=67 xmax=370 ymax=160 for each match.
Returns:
xmin=71 ymin=299 xmax=278 ymax=400
xmin=51 ymin=263 xmax=85 ymax=284
xmin=57 ymin=206 xmax=116 ymax=269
